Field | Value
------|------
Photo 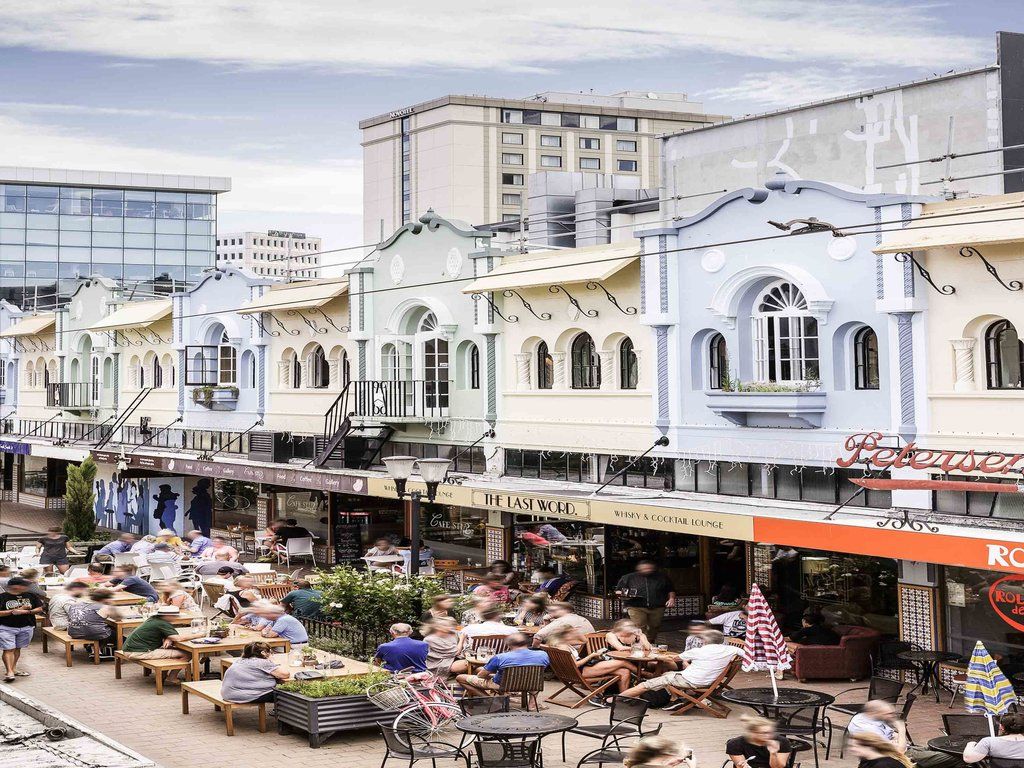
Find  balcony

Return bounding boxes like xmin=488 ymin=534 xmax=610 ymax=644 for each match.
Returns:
xmin=705 ymin=389 xmax=827 ymax=429
xmin=46 ymin=382 xmax=99 ymax=411
xmin=351 ymin=379 xmax=449 ymax=422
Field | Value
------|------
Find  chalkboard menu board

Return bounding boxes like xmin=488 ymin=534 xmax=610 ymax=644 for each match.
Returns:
xmin=333 ymin=522 xmax=364 ymax=563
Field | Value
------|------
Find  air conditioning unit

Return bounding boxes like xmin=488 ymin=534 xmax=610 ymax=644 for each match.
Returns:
xmin=247 ymin=431 xmax=294 ymax=463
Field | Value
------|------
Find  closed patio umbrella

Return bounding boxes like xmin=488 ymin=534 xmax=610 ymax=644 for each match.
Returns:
xmin=964 ymin=640 xmax=1016 ymax=737
xmin=742 ymin=583 xmax=792 ymax=697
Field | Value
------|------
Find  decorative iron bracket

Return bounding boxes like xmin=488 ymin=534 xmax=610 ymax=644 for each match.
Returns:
xmin=501 ymin=290 xmax=550 ymax=321
xmin=146 ymin=328 xmax=171 ymax=344
xmin=252 ymin=313 xmax=280 ymax=338
xmin=470 ymin=293 xmax=518 ymax=323
xmin=270 ymin=312 xmax=300 ymax=337
xmin=116 ymin=330 xmax=142 ymax=348
xmin=960 ymin=246 xmax=1023 ymax=291
xmin=22 ymin=336 xmax=40 ymax=352
xmin=307 ymin=306 xmax=349 ymax=333
xmin=130 ymin=328 xmax=154 ymax=345
xmin=876 ymin=508 xmax=939 ymax=533
xmin=894 ymin=252 xmax=955 ymax=295
xmin=585 ymin=281 xmax=637 ymax=315
xmin=104 ymin=331 xmax=117 ymax=347
xmin=548 ymin=285 xmax=598 ymax=317
xmin=288 ymin=308 xmax=326 ymax=335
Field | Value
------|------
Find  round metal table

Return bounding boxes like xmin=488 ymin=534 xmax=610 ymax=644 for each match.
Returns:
xmin=719 ymin=687 xmax=835 ymax=717
xmin=897 ymin=650 xmax=960 ymax=702
xmin=456 ymin=712 xmax=578 ymax=738
xmin=927 ymin=735 xmax=974 ymax=756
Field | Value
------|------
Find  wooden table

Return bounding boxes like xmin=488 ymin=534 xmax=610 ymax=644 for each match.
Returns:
xmin=220 ymin=649 xmax=370 ymax=679
xmin=105 ymin=612 xmax=203 ymax=649
xmin=174 ymin=629 xmax=291 ymax=682
xmin=40 ymin=588 xmax=148 ymax=607
xmin=605 ymin=649 xmax=678 ymax=681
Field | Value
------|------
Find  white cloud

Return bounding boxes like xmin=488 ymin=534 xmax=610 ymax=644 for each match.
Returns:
xmin=0 ymin=101 xmax=251 ymax=122
xmin=697 ymin=70 xmax=876 ymax=110
xmin=0 ymin=1 xmax=987 ymax=75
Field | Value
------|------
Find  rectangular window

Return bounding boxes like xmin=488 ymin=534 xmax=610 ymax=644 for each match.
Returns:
xmin=540 ymin=155 xmax=562 ymax=168
xmin=617 ymin=117 xmax=638 ymax=131
xmin=501 ymin=173 xmax=524 ymax=185
xmin=502 ymin=214 xmax=520 ymax=222
xmin=579 ymin=137 xmax=600 ymax=150
xmin=540 ymin=112 xmax=561 ymax=126
xmin=580 ymin=114 xmax=600 ymax=129
xmin=579 ymin=157 xmax=600 ymax=170
xmin=501 ymin=109 xmax=523 ymax=124
xmin=501 ymin=132 xmax=523 ymax=145
xmin=501 ymin=153 xmax=524 ymax=165
xmin=502 ymin=193 xmax=521 ymax=206
xmin=540 ymin=135 xmax=561 ymax=148
xmin=617 ymin=160 xmax=638 ymax=172
xmin=522 ymin=110 xmax=541 ymax=125
xmin=616 ymin=139 xmax=638 ymax=152
xmin=561 ymin=113 xmax=580 ymax=128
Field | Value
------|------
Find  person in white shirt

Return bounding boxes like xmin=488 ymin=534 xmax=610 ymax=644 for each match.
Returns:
xmin=47 ymin=581 xmax=89 ymax=630
xmin=131 ymin=536 xmax=158 ymax=555
xmin=849 ymin=700 xmax=958 ymax=768
xmin=459 ymin=607 xmax=518 ymax=642
xmin=709 ymin=608 xmax=748 ymax=638
xmin=145 ymin=543 xmax=179 ymax=565
xmin=621 ymin=630 xmax=742 ymax=697
xmin=532 ymin=602 xmax=596 ymax=646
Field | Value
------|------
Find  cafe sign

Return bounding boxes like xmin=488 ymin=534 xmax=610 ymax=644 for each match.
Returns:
xmin=837 ymin=431 xmax=1024 ymax=475
xmin=471 ymin=491 xmax=591 ymax=519
xmin=989 ymin=575 xmax=1024 ymax=631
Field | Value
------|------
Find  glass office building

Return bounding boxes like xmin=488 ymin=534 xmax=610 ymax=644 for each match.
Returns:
xmin=0 ymin=169 xmax=230 ymax=310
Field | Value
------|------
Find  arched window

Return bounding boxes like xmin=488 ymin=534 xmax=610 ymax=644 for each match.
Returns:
xmin=853 ymin=327 xmax=879 ymax=390
xmin=151 ymin=355 xmax=163 ymax=389
xmin=752 ymin=281 xmax=819 ymax=383
xmin=341 ymin=350 xmax=351 ymax=386
xmin=381 ymin=343 xmax=398 ymax=381
xmin=537 ymin=342 xmax=553 ymax=390
xmin=419 ymin=312 xmax=438 ymax=333
xmin=309 ymin=345 xmax=329 ymax=389
xmin=985 ymin=320 xmax=1024 ymax=389
xmin=619 ymin=337 xmax=638 ymax=390
xmin=571 ymin=332 xmax=600 ymax=389
xmin=218 ymin=331 xmax=237 ymax=385
xmin=289 ymin=351 xmax=302 ymax=389
xmin=469 ymin=344 xmax=480 ymax=390
xmin=161 ymin=354 xmax=175 ymax=387
xmin=708 ymin=333 xmax=728 ymax=390
xmin=239 ymin=350 xmax=255 ymax=389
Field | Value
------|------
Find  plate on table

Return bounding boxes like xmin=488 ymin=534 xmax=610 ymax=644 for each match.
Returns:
xmin=193 ymin=637 xmax=222 ymax=645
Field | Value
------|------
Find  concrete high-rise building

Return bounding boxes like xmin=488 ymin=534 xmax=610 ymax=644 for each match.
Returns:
xmin=359 ymin=91 xmax=726 ymax=241
xmin=215 ymin=230 xmax=322 ymax=279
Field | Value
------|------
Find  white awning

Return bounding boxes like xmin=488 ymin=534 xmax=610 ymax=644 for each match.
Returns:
xmin=0 ymin=313 xmax=55 ymax=338
xmin=462 ymin=240 xmax=641 ymax=294
xmin=237 ymin=278 xmax=349 ymax=315
xmin=874 ymin=193 xmax=1024 ymax=253
xmin=89 ymin=299 xmax=172 ymax=332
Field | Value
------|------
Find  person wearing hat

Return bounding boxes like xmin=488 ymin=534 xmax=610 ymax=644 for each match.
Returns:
xmin=0 ymin=578 xmax=44 ymax=681
xmin=156 ymin=529 xmax=184 ymax=551
xmin=121 ymin=605 xmax=206 ymax=677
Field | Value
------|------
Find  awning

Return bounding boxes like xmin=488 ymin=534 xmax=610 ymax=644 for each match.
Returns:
xmin=89 ymin=299 xmax=171 ymax=332
xmin=462 ymin=240 xmax=641 ymax=294
xmin=0 ymin=313 xmax=55 ymax=338
xmin=237 ymin=278 xmax=349 ymax=315
xmin=874 ymin=193 xmax=1024 ymax=253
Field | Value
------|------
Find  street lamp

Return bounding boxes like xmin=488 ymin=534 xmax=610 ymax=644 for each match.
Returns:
xmin=382 ymin=456 xmax=452 ymax=576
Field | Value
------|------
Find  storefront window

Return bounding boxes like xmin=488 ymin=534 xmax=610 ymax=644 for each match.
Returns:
xmin=21 ymin=456 xmax=64 ymax=496
xmin=274 ymin=490 xmax=328 ymax=541
xmin=212 ymin=479 xmax=258 ymax=528
xmin=945 ymin=566 xmax=1024 ymax=666
xmin=420 ymin=505 xmax=488 ymax=563
xmin=607 ymin=527 xmax=701 ymax=598
xmin=514 ymin=518 xmax=605 ymax=595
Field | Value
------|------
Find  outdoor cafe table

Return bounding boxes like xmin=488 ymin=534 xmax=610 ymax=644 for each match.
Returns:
xmin=105 ymin=611 xmax=203 ymax=649
xmin=173 ymin=628 xmax=291 ymax=682
xmin=605 ymin=649 xmax=677 ymax=682
xmin=221 ymin=649 xmax=371 ymax=679
xmin=456 ymin=712 xmax=578 ymax=742
xmin=719 ymin=687 xmax=835 ymax=719
xmin=41 ymin=587 xmax=147 ymax=608
xmin=898 ymin=650 xmax=960 ymax=702
xmin=927 ymin=736 xmax=973 ymax=756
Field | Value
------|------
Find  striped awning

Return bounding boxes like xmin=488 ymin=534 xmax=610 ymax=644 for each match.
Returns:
xmin=89 ymin=299 xmax=172 ymax=332
xmin=237 ymin=278 xmax=349 ymax=315
xmin=0 ymin=313 xmax=55 ymax=338
xmin=462 ymin=240 xmax=640 ymax=293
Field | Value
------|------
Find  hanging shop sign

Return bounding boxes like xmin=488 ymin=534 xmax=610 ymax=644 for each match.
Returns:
xmin=988 ymin=575 xmax=1024 ymax=631
xmin=837 ymin=431 xmax=1024 ymax=475
xmin=0 ymin=440 xmax=30 ymax=456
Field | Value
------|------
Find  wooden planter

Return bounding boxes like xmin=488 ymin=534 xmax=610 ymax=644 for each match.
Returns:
xmin=275 ymin=690 xmax=394 ymax=748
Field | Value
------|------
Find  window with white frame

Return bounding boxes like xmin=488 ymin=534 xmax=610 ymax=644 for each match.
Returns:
xmin=502 ymin=193 xmax=521 ymax=206
xmin=309 ymin=345 xmax=329 ymax=389
xmin=501 ymin=153 xmax=524 ymax=165
xmin=580 ymin=157 xmax=600 ymax=170
xmin=290 ymin=351 xmax=301 ymax=389
xmin=502 ymin=132 xmax=524 ymax=145
xmin=579 ymin=137 xmax=600 ymax=150
xmin=616 ymin=139 xmax=637 ymax=152
xmin=540 ymin=135 xmax=561 ymax=148
xmin=218 ymin=331 xmax=237 ymax=385
xmin=540 ymin=155 xmax=562 ymax=168
xmin=751 ymin=281 xmax=819 ymax=383
xmin=617 ymin=159 xmax=638 ymax=172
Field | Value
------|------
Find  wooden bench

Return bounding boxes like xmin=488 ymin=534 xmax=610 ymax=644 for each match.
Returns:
xmin=181 ymin=679 xmax=268 ymax=736
xmin=114 ymin=651 xmax=192 ymax=695
xmin=40 ymin=627 xmax=100 ymax=667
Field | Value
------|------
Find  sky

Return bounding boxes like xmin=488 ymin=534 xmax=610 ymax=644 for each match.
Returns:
xmin=0 ymin=1 xmax=1015 ymax=268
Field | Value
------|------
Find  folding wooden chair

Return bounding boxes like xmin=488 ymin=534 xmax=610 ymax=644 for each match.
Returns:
xmin=584 ymin=632 xmax=608 ymax=656
xmin=497 ymin=664 xmax=546 ymax=711
xmin=543 ymin=645 xmax=619 ymax=709
xmin=468 ymin=635 xmax=512 ymax=655
xmin=665 ymin=656 xmax=742 ymax=718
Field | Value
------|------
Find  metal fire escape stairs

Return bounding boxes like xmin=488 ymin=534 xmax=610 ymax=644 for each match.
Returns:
xmin=310 ymin=382 xmax=394 ymax=469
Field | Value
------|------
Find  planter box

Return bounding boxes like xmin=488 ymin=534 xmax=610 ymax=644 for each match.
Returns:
xmin=275 ymin=690 xmax=394 ymax=748
xmin=194 ymin=388 xmax=239 ymax=411
xmin=705 ymin=390 xmax=827 ymax=429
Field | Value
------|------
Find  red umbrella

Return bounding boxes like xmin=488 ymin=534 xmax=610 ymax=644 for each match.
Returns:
xmin=742 ymin=583 xmax=792 ymax=695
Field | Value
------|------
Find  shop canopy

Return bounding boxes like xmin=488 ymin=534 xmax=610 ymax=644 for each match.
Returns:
xmin=874 ymin=193 xmax=1024 ymax=254
xmin=237 ymin=278 xmax=349 ymax=315
xmin=462 ymin=240 xmax=641 ymax=294
xmin=89 ymin=299 xmax=172 ymax=332
xmin=0 ymin=313 xmax=55 ymax=338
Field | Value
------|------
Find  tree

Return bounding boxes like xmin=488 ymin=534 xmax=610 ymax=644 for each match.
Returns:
xmin=63 ymin=456 xmax=97 ymax=541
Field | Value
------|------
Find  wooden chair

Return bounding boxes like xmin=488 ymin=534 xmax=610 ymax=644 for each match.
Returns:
xmin=468 ymin=635 xmax=511 ymax=655
xmin=433 ymin=559 xmax=461 ymax=571
xmin=584 ymin=632 xmax=608 ymax=656
xmin=497 ymin=664 xmax=546 ymax=711
xmin=257 ymin=583 xmax=293 ymax=602
xmin=248 ymin=572 xmax=281 ymax=585
xmin=543 ymin=644 xmax=620 ymax=709
xmin=664 ymin=656 xmax=742 ymax=718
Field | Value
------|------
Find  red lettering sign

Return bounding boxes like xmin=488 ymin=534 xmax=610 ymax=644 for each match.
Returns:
xmin=837 ymin=432 xmax=1024 ymax=475
xmin=988 ymin=576 xmax=1024 ymax=631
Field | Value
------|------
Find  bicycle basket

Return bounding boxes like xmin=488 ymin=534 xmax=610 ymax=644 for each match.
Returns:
xmin=367 ymin=682 xmax=412 ymax=711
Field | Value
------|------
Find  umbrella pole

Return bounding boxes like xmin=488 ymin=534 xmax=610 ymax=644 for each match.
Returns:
xmin=988 ymin=713 xmax=996 ymax=738
xmin=770 ymin=665 xmax=779 ymax=697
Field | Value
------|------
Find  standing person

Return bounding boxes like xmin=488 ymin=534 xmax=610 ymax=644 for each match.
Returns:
xmin=16 ymin=570 xmax=47 ymax=599
xmin=221 ymin=642 xmax=290 ymax=704
xmin=36 ymin=527 xmax=77 ymax=574
xmin=0 ymin=578 xmax=45 ymax=682
xmin=625 ymin=735 xmax=695 ymax=768
xmin=848 ymin=733 xmax=914 ymax=768
xmin=281 ymin=580 xmax=323 ymax=620
xmin=726 ymin=716 xmax=793 ymax=768
xmin=849 ymin=700 xmax=959 ymax=768
xmin=66 ymin=589 xmax=121 ymax=645
xmin=105 ymin=565 xmax=159 ymax=602
xmin=374 ymin=623 xmax=429 ymax=672
xmin=614 ymin=560 xmax=676 ymax=642
xmin=964 ymin=712 xmax=1024 ymax=763
xmin=47 ymin=581 xmax=89 ymax=630
xmin=275 ymin=518 xmax=313 ymax=544
xmin=456 ymin=632 xmax=549 ymax=697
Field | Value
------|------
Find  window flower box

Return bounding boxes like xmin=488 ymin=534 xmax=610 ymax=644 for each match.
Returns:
xmin=706 ymin=389 xmax=827 ymax=428
xmin=191 ymin=385 xmax=239 ymax=411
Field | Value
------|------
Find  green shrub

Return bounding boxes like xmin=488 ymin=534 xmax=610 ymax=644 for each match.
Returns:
xmin=278 ymin=670 xmax=391 ymax=698
xmin=315 ymin=566 xmax=445 ymax=634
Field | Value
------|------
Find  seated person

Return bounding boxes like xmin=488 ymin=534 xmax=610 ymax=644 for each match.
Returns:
xmin=849 ymin=699 xmax=958 ymax=768
xmin=156 ymin=529 xmax=184 ymax=551
xmin=536 ymin=523 xmax=567 ymax=544
xmin=605 ymin=618 xmax=652 ymax=652
xmin=709 ymin=607 xmax=749 ymax=638
xmin=105 ymin=565 xmax=159 ymax=602
xmin=460 ymin=606 xmax=518 ymax=642
xmin=201 ymin=536 xmax=239 ymax=562
xmin=964 ymin=712 xmax=1024 ymax=764
xmin=275 ymin=518 xmax=313 ymax=545
xmin=121 ymin=606 xmax=207 ymax=680
xmin=375 ymin=623 xmax=429 ymax=672
xmin=545 ymin=625 xmax=632 ymax=694
xmin=620 ymin=630 xmax=743 ymax=699
xmin=456 ymin=632 xmax=549 ymax=697
xmin=788 ymin=612 xmax=840 ymax=646
xmin=421 ymin=617 xmax=466 ymax=677
xmin=145 ymin=543 xmax=180 ymax=566
xmin=79 ymin=563 xmax=109 ymax=584
xmin=131 ymin=536 xmax=158 ymax=555
xmin=155 ymin=580 xmax=199 ymax=612
xmin=225 ymin=576 xmax=263 ymax=610
xmin=421 ymin=594 xmax=456 ymax=623
xmin=221 ymin=641 xmax=291 ymax=704
xmin=66 ymin=589 xmax=121 ymax=645
xmin=514 ymin=595 xmax=548 ymax=626
xmin=94 ymin=533 xmax=137 ymax=559
xmin=239 ymin=602 xmax=310 ymax=645
xmin=532 ymin=602 xmax=595 ymax=647
xmin=684 ymin=620 xmax=708 ymax=651
xmin=727 ymin=715 xmax=793 ymax=768
xmin=460 ymin=596 xmax=492 ymax=626
xmin=535 ymin=566 xmax=569 ymax=596
xmin=16 ymin=569 xmax=47 ymax=599
xmin=47 ymin=581 xmax=89 ymax=630
xmin=185 ymin=530 xmax=212 ymax=557
xmin=488 ymin=560 xmax=519 ymax=587
xmin=364 ymin=537 xmax=400 ymax=559
xmin=472 ymin=574 xmax=511 ymax=603
xmin=281 ymin=580 xmax=324 ymax=620
xmin=707 ymin=584 xmax=742 ymax=614
xmin=849 ymin=733 xmax=916 ymax=768
xmin=520 ymin=526 xmax=552 ymax=549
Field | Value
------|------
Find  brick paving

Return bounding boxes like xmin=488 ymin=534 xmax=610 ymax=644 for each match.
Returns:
xmin=4 ymin=631 xmax=958 ymax=768
xmin=0 ymin=500 xmax=65 ymax=535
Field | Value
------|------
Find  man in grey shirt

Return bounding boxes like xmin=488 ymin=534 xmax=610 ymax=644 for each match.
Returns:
xmin=220 ymin=642 xmax=290 ymax=703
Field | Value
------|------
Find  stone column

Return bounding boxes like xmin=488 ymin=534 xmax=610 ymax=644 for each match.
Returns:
xmin=551 ymin=352 xmax=567 ymax=390
xmin=277 ymin=360 xmax=290 ymax=388
xmin=599 ymin=351 xmax=615 ymax=389
xmin=328 ymin=359 xmax=340 ymax=388
xmin=513 ymin=353 xmax=531 ymax=390
xmin=950 ymin=338 xmax=976 ymax=392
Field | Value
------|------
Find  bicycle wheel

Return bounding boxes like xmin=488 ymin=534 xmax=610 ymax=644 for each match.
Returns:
xmin=392 ymin=702 xmax=463 ymax=740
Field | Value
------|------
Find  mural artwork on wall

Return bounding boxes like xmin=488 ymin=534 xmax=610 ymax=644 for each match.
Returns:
xmin=92 ymin=468 xmax=191 ymax=537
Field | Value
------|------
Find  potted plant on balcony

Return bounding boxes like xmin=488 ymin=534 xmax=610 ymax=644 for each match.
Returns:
xmin=275 ymin=669 xmax=393 ymax=748
xmin=191 ymin=385 xmax=239 ymax=411
xmin=707 ymin=378 xmax=827 ymax=428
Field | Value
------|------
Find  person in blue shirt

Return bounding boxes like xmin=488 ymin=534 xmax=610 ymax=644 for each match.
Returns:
xmin=375 ymin=623 xmax=429 ymax=672
xmin=536 ymin=566 xmax=569 ymax=596
xmin=241 ymin=602 xmax=310 ymax=645
xmin=105 ymin=565 xmax=159 ymax=602
xmin=94 ymin=533 xmax=138 ymax=559
xmin=456 ymin=632 xmax=550 ymax=697
xmin=185 ymin=530 xmax=212 ymax=556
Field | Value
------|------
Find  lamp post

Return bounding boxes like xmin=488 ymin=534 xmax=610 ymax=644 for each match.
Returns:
xmin=382 ymin=456 xmax=452 ymax=576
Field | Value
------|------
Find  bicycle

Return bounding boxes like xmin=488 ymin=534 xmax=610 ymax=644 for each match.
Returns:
xmin=367 ymin=670 xmax=463 ymax=740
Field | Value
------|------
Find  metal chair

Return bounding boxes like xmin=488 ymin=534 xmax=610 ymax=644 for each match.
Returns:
xmin=498 ymin=664 xmax=546 ymax=711
xmin=835 ymin=694 xmax=917 ymax=759
xmin=460 ymin=695 xmax=511 ymax=716
xmin=564 ymin=696 xmax=661 ymax=762
xmin=872 ymin=640 xmax=923 ymax=680
xmin=474 ymin=739 xmax=541 ymax=768
xmin=379 ymin=724 xmax=470 ymax=768
xmin=943 ymin=713 xmax=993 ymax=737
xmin=775 ymin=700 xmax=832 ymax=768
xmin=827 ymin=676 xmax=905 ymax=756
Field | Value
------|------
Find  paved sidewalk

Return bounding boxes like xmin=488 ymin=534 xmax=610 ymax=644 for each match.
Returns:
xmin=0 ymin=500 xmax=65 ymax=534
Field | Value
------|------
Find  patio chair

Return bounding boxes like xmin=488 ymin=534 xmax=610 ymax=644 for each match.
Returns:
xmin=943 ymin=713 xmax=992 ymax=737
xmin=380 ymin=724 xmax=470 ymax=768
xmin=277 ymin=537 xmax=316 ymax=568
xmin=835 ymin=693 xmax=917 ymax=759
xmin=474 ymin=738 xmax=540 ymax=768
xmin=775 ymin=700 xmax=832 ymax=768
xmin=826 ymin=676 xmax=905 ymax=754
xmin=584 ymin=632 xmax=608 ymax=656
xmin=544 ymin=645 xmax=620 ymax=709
xmin=245 ymin=562 xmax=274 ymax=574
xmin=664 ymin=656 xmax=743 ymax=718
xmin=497 ymin=664 xmax=546 ymax=711
xmin=468 ymin=635 xmax=512 ymax=656
xmin=872 ymin=640 xmax=923 ymax=680
xmin=563 ymin=696 xmax=661 ymax=762
xmin=112 ymin=552 xmax=144 ymax=568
